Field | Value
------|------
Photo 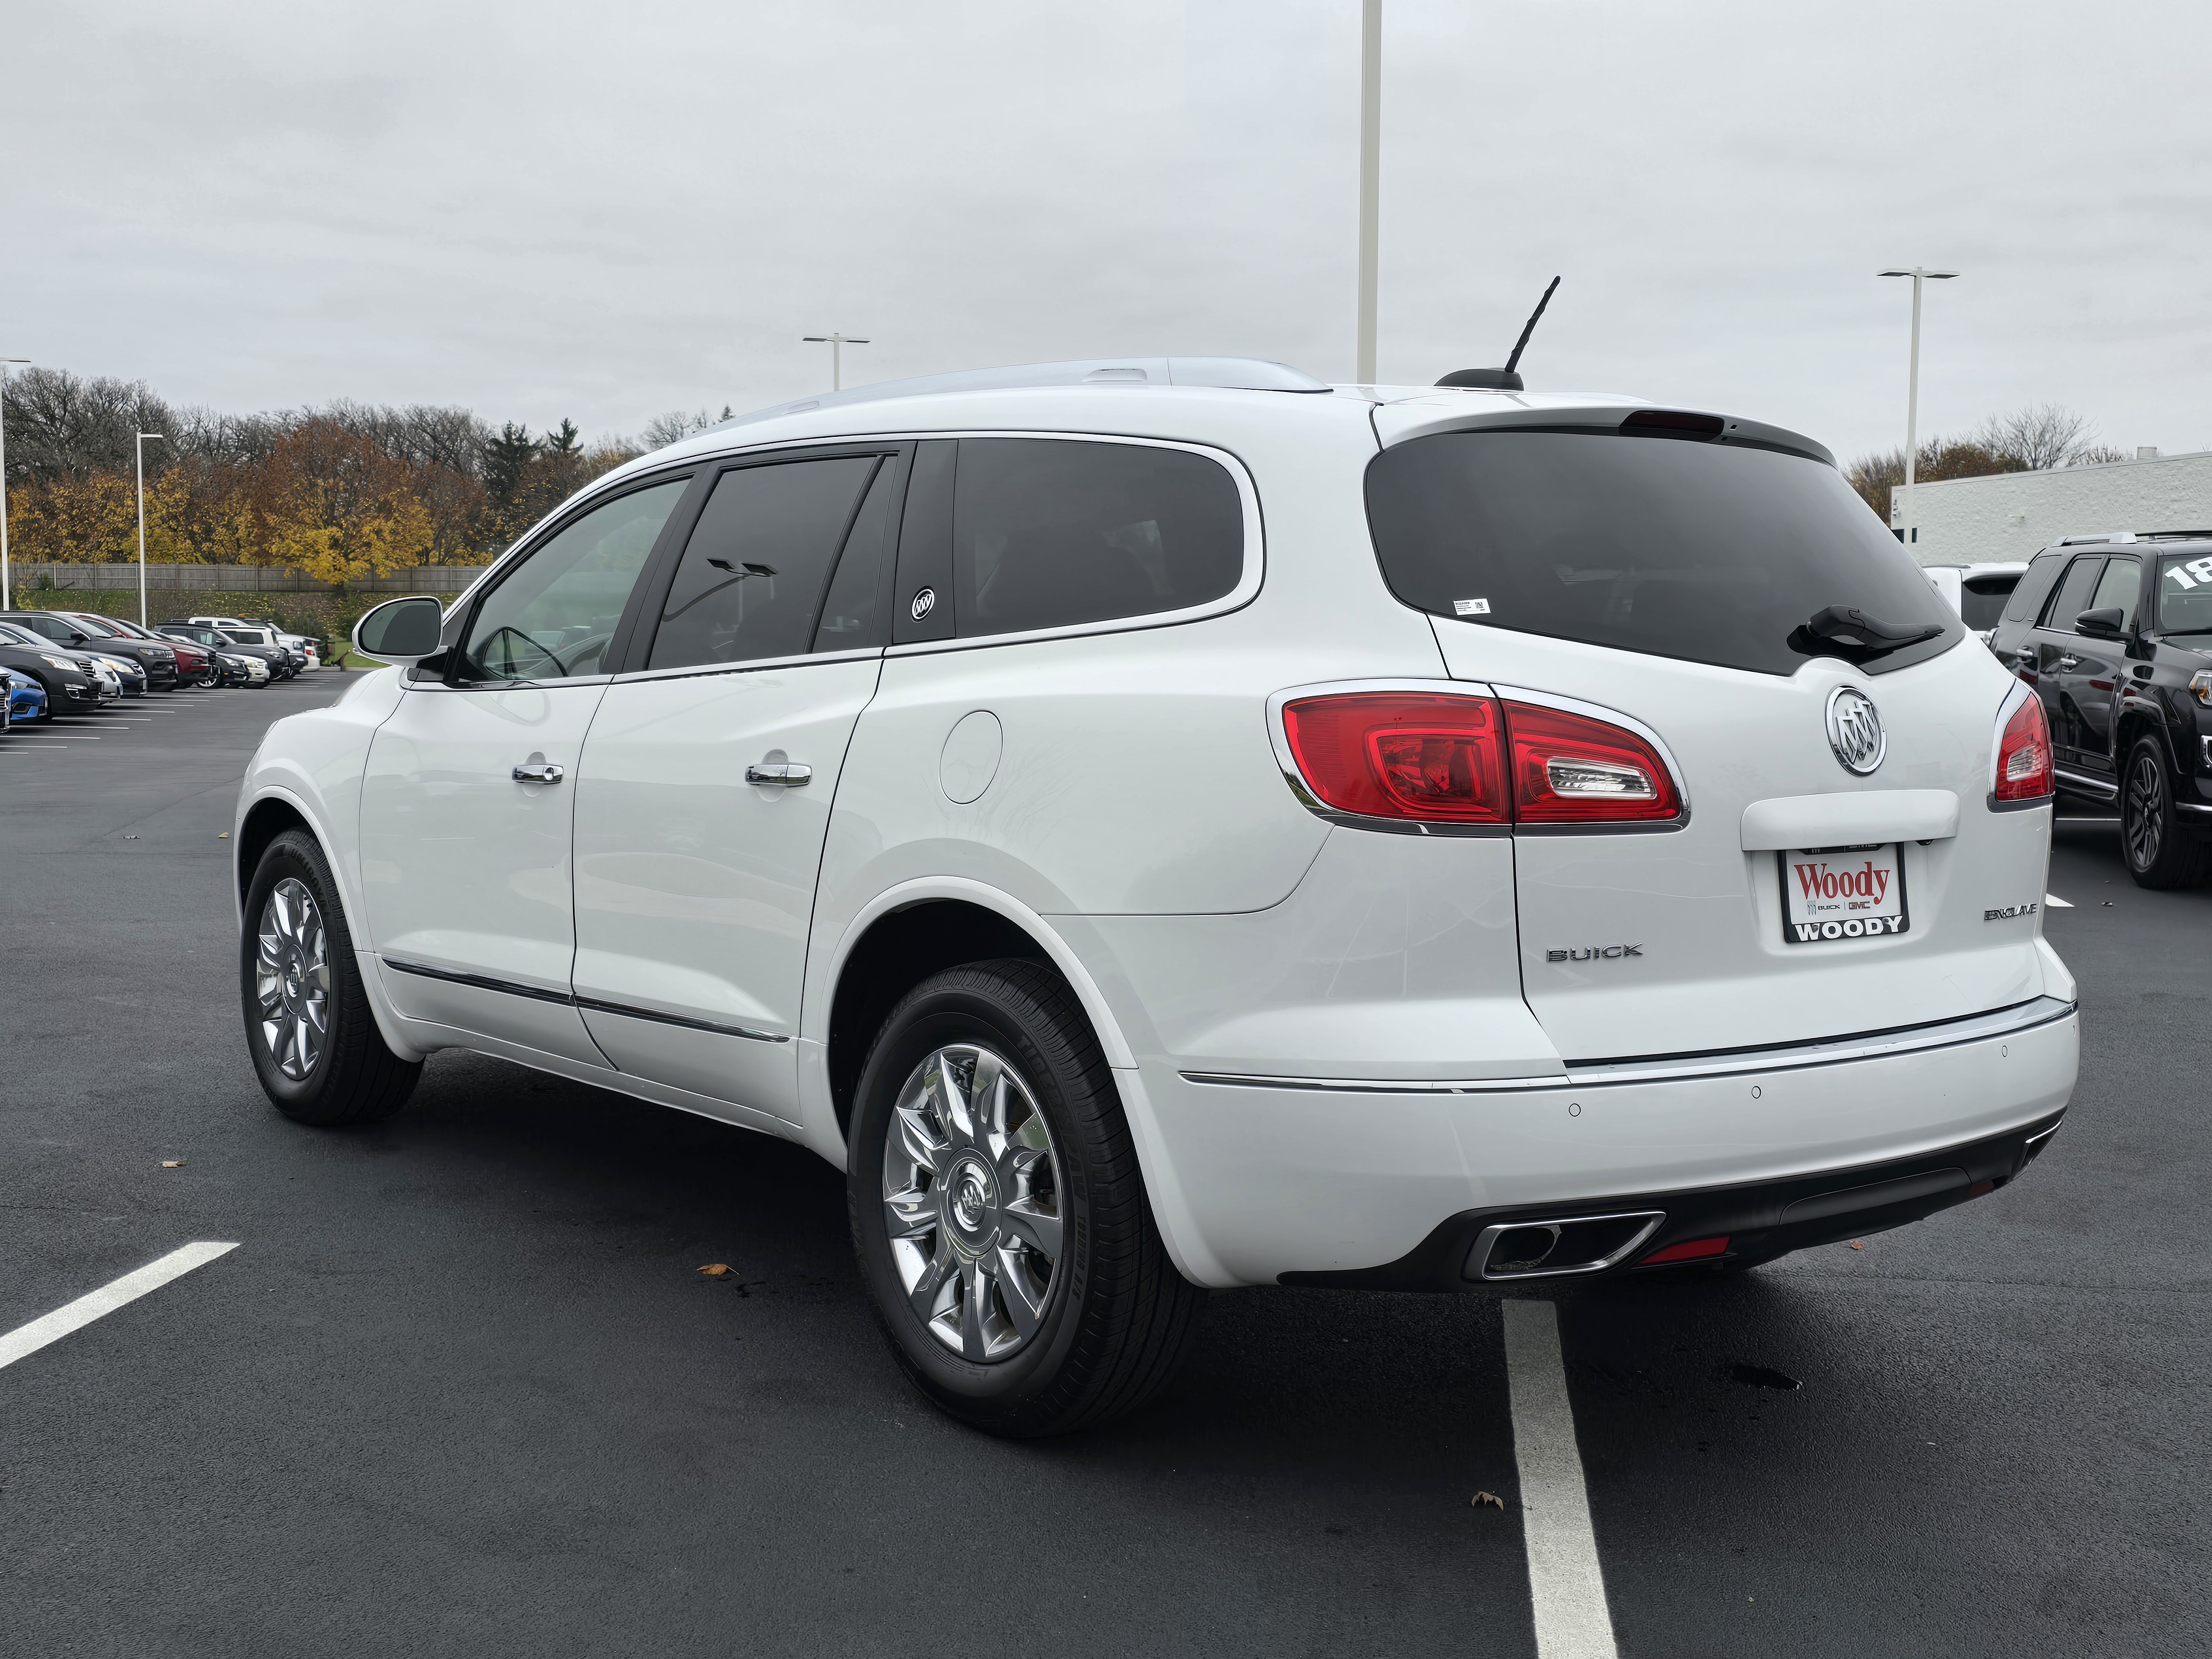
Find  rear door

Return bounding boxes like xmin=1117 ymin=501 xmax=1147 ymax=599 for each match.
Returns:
xmin=2031 ymin=555 xmax=2105 ymax=763
xmin=568 ymin=446 xmax=903 ymax=1121
xmin=1367 ymin=419 xmax=2052 ymax=1062
xmin=2056 ymin=554 xmax=2140 ymax=774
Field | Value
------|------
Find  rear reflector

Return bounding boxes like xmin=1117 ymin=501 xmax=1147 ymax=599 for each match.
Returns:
xmin=1640 ymin=1235 xmax=1729 ymax=1265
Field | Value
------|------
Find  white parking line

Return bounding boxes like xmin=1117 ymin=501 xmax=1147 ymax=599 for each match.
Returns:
xmin=1503 ymin=1298 xmax=1619 ymax=1659
xmin=2046 ymin=894 xmax=2074 ymax=908
xmin=0 ymin=1243 xmax=238 ymax=1373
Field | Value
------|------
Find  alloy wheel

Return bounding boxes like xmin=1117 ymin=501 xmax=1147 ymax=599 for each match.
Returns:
xmin=880 ymin=1044 xmax=1065 ymax=1362
xmin=255 ymin=877 xmax=331 ymax=1080
xmin=2126 ymin=752 xmax=2164 ymax=872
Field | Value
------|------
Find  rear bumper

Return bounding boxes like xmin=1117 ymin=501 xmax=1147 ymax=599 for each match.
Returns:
xmin=1280 ymin=1109 xmax=2063 ymax=1288
xmin=1139 ymin=998 xmax=2078 ymax=1286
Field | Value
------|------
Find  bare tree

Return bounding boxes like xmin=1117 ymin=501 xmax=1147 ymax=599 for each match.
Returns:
xmin=1975 ymin=404 xmax=2103 ymax=471
xmin=638 ymin=406 xmax=734 ymax=451
xmin=1 ymin=366 xmax=175 ymax=482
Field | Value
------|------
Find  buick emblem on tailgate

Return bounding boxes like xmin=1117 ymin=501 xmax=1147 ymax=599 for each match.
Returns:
xmin=1825 ymin=686 xmax=1885 ymax=776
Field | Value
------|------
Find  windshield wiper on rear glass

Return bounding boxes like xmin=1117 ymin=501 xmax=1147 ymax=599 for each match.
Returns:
xmin=1791 ymin=604 xmax=1947 ymax=660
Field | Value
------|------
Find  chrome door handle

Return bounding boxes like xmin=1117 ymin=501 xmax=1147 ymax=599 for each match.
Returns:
xmin=2057 ymin=655 xmax=2080 ymax=670
xmin=745 ymin=761 xmax=811 ymax=786
xmin=512 ymin=761 xmax=565 ymax=785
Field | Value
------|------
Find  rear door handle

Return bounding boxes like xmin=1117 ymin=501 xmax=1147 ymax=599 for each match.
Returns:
xmin=2057 ymin=655 xmax=2080 ymax=670
xmin=745 ymin=761 xmax=811 ymax=786
xmin=513 ymin=761 xmax=565 ymax=785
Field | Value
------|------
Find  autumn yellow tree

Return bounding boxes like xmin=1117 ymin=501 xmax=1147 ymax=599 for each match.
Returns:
xmin=258 ymin=420 xmax=435 ymax=586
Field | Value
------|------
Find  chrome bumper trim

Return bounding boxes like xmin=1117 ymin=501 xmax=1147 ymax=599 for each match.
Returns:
xmin=1180 ymin=995 xmax=2077 ymax=1095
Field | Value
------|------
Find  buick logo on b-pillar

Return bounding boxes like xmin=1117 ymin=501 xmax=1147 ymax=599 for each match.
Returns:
xmin=1825 ymin=686 xmax=1885 ymax=775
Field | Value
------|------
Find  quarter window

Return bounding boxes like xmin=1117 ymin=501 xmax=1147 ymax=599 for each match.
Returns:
xmin=457 ymin=478 xmax=688 ymax=682
xmin=950 ymin=439 xmax=1244 ymax=639
xmin=647 ymin=456 xmax=882 ymax=671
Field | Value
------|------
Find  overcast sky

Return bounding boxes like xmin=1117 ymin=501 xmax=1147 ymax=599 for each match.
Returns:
xmin=5 ymin=0 xmax=2208 ymax=461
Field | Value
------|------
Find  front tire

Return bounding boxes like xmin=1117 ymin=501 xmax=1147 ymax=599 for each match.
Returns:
xmin=241 ymin=829 xmax=421 ymax=1124
xmin=2121 ymin=736 xmax=2207 ymax=889
xmin=848 ymin=959 xmax=1202 ymax=1437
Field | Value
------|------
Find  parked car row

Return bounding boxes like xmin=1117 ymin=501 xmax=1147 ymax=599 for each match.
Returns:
xmin=0 ymin=609 xmax=327 ymax=722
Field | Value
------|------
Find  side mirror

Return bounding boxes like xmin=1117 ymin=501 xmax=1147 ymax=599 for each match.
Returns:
xmin=67 ymin=632 xmax=90 ymax=645
xmin=2074 ymin=607 xmax=2126 ymax=639
xmin=353 ymin=596 xmax=446 ymax=666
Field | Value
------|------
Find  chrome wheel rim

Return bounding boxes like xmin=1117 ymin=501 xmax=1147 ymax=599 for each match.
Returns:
xmin=2126 ymin=754 xmax=2164 ymax=870
xmin=255 ymin=877 xmax=331 ymax=1080
xmin=881 ymin=1044 xmax=1064 ymax=1363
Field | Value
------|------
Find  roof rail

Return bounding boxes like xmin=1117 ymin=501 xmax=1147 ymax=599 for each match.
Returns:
xmin=2057 ymin=530 xmax=2212 ymax=546
xmin=716 ymin=357 xmax=1333 ymax=432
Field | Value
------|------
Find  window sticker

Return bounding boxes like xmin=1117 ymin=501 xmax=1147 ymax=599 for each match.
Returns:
xmin=2164 ymin=556 xmax=2212 ymax=589
xmin=1453 ymin=598 xmax=1492 ymax=617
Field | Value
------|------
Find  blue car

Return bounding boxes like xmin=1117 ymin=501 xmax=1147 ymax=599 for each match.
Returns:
xmin=4 ymin=668 xmax=46 ymax=723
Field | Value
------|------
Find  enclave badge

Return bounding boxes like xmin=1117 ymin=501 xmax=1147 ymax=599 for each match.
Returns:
xmin=1825 ymin=686 xmax=1885 ymax=775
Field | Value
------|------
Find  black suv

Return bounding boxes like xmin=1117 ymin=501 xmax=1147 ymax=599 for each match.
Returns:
xmin=1989 ymin=531 xmax=2212 ymax=888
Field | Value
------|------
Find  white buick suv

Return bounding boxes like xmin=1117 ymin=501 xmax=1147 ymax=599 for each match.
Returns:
xmin=235 ymin=358 xmax=2077 ymax=1434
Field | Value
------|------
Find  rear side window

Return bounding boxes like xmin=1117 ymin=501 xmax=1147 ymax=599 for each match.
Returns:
xmin=2001 ymin=553 xmax=2063 ymax=624
xmin=2039 ymin=557 xmax=2105 ymax=630
xmin=1365 ymin=431 xmax=1963 ymax=677
xmin=648 ymin=456 xmax=881 ymax=670
xmin=950 ymin=439 xmax=1243 ymax=639
xmin=2086 ymin=556 xmax=2140 ymax=628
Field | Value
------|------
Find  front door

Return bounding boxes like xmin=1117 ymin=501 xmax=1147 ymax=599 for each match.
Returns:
xmin=571 ymin=447 xmax=903 ymax=1120
xmin=360 ymin=474 xmax=693 ymax=1065
xmin=2058 ymin=553 xmax=2140 ymax=773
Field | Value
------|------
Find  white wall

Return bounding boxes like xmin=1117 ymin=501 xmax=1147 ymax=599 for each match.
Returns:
xmin=1891 ymin=451 xmax=2212 ymax=565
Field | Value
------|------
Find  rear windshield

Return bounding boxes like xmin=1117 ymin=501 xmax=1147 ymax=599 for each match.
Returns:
xmin=1365 ymin=430 xmax=1963 ymax=676
xmin=1959 ymin=576 xmax=2017 ymax=630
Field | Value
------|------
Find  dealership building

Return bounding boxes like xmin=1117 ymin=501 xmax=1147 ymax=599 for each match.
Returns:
xmin=1892 ymin=447 xmax=2212 ymax=565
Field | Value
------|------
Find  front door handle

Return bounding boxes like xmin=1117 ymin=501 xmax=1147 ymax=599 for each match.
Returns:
xmin=745 ymin=761 xmax=811 ymax=786
xmin=2057 ymin=655 xmax=2080 ymax=670
xmin=513 ymin=760 xmax=565 ymax=785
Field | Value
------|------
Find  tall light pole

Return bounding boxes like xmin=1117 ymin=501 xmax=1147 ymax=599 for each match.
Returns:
xmin=135 ymin=432 xmax=164 ymax=626
xmin=0 ymin=356 xmax=28 ymax=612
xmin=1355 ymin=0 xmax=1381 ymax=384
xmin=802 ymin=333 xmax=870 ymax=392
xmin=1877 ymin=268 xmax=1958 ymax=555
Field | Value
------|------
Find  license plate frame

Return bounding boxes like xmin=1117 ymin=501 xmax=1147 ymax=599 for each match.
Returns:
xmin=1778 ymin=843 xmax=1910 ymax=945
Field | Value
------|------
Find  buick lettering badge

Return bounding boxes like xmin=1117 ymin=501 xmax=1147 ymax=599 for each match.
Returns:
xmin=1825 ymin=686 xmax=1885 ymax=776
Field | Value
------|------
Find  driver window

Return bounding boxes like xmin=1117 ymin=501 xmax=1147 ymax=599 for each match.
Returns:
xmin=457 ymin=478 xmax=689 ymax=682
xmin=2086 ymin=556 xmax=2139 ymax=629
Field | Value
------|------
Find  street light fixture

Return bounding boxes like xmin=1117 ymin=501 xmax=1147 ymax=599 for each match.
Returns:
xmin=0 ymin=356 xmax=28 ymax=612
xmin=1877 ymin=268 xmax=1958 ymax=554
xmin=802 ymin=333 xmax=870 ymax=392
xmin=135 ymin=431 xmax=165 ymax=627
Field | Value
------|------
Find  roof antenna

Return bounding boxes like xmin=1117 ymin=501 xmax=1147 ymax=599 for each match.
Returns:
xmin=1436 ymin=275 xmax=1561 ymax=392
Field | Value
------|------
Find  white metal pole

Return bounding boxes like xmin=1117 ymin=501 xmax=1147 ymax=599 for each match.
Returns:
xmin=1355 ymin=0 xmax=1381 ymax=384
xmin=833 ymin=337 xmax=842 ymax=392
xmin=0 ymin=358 xmax=24 ymax=612
xmin=1902 ymin=273 xmax=1922 ymax=554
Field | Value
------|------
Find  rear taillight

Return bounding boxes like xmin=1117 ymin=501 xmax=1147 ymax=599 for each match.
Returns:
xmin=1279 ymin=690 xmax=1677 ymax=826
xmin=1994 ymin=691 xmax=2053 ymax=802
xmin=1280 ymin=692 xmax=1509 ymax=823
xmin=1505 ymin=700 xmax=1681 ymax=823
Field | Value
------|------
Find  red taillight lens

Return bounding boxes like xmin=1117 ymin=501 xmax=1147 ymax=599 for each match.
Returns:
xmin=1280 ymin=692 xmax=1680 ymax=825
xmin=1281 ymin=692 xmax=1509 ymax=823
xmin=1504 ymin=701 xmax=1681 ymax=822
xmin=1994 ymin=693 xmax=2053 ymax=801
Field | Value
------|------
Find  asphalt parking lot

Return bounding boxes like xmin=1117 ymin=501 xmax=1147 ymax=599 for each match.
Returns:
xmin=2 ymin=676 xmax=2204 ymax=1658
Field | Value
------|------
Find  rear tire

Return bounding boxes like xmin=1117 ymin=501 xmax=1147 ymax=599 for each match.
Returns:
xmin=848 ymin=959 xmax=1202 ymax=1437
xmin=2121 ymin=736 xmax=2207 ymax=889
xmin=241 ymin=829 xmax=420 ymax=1125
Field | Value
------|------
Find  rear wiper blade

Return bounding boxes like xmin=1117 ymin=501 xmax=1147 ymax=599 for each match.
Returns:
xmin=1798 ymin=604 xmax=1947 ymax=655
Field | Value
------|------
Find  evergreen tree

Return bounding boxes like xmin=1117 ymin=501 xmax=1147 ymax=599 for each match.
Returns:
xmin=544 ymin=418 xmax=581 ymax=458
xmin=484 ymin=422 xmax=539 ymax=503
